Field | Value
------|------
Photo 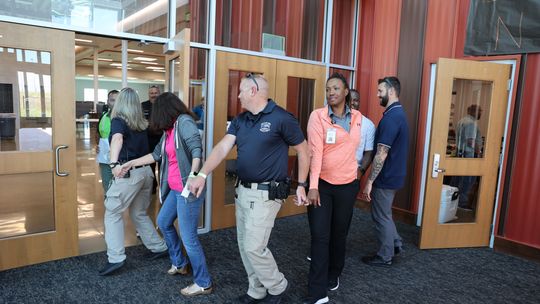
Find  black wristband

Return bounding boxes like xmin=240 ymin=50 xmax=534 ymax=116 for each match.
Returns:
xmin=297 ymin=181 xmax=309 ymax=188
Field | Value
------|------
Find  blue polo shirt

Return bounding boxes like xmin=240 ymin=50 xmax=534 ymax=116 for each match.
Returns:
xmin=227 ymin=100 xmax=305 ymax=182
xmin=110 ymin=117 xmax=149 ymax=163
xmin=373 ymin=102 xmax=409 ymax=189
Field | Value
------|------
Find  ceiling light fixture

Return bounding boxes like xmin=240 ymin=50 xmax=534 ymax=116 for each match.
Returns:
xmin=127 ymin=49 xmax=144 ymax=53
xmin=98 ymin=58 xmax=113 ymax=62
xmin=133 ymin=56 xmax=157 ymax=61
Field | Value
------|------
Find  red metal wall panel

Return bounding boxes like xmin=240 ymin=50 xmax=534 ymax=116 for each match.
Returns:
xmin=356 ymin=0 xmax=402 ymax=124
xmin=408 ymin=0 xmax=461 ymax=213
xmin=503 ymin=54 xmax=540 ymax=247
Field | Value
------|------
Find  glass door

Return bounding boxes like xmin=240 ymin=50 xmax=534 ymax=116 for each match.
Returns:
xmin=420 ymin=58 xmax=510 ymax=249
xmin=211 ymin=51 xmax=325 ymax=230
xmin=0 ymin=22 xmax=77 ymax=270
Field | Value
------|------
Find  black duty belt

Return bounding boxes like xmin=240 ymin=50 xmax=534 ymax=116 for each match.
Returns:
xmin=239 ymin=180 xmax=271 ymax=191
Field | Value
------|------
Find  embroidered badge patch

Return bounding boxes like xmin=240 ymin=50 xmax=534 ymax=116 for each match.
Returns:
xmin=260 ymin=122 xmax=271 ymax=132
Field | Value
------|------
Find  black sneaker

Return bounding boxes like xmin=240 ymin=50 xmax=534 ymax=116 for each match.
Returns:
xmin=328 ymin=277 xmax=339 ymax=291
xmin=394 ymin=246 xmax=403 ymax=256
xmin=228 ymin=294 xmax=265 ymax=304
xmin=362 ymin=255 xmax=392 ymax=267
xmin=98 ymin=260 xmax=125 ymax=276
xmin=301 ymin=296 xmax=329 ymax=304
xmin=261 ymin=291 xmax=286 ymax=304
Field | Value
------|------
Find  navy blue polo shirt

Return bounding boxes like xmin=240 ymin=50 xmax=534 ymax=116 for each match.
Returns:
xmin=373 ymin=102 xmax=409 ymax=189
xmin=227 ymin=100 xmax=305 ymax=182
xmin=110 ymin=117 xmax=149 ymax=163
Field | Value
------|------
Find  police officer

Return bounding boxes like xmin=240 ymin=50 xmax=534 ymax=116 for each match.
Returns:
xmin=190 ymin=73 xmax=310 ymax=304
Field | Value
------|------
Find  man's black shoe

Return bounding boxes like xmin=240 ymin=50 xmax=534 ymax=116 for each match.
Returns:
xmin=394 ymin=246 xmax=403 ymax=256
xmin=98 ymin=261 xmax=125 ymax=276
xmin=301 ymin=296 xmax=329 ymax=304
xmin=148 ymin=250 xmax=168 ymax=260
xmin=229 ymin=294 xmax=265 ymax=304
xmin=261 ymin=285 xmax=289 ymax=304
xmin=328 ymin=277 xmax=339 ymax=291
xmin=362 ymin=255 xmax=392 ymax=267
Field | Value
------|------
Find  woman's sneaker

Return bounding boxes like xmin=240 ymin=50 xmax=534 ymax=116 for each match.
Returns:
xmin=180 ymin=282 xmax=213 ymax=296
xmin=167 ymin=264 xmax=189 ymax=275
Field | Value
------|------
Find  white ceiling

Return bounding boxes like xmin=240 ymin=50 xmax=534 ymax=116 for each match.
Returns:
xmin=75 ymin=33 xmax=166 ymax=80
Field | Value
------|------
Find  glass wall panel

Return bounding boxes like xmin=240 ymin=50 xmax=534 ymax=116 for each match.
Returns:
xmin=189 ymin=48 xmax=207 ymax=128
xmin=0 ymin=172 xmax=55 ymax=239
xmin=0 ymin=0 xmax=171 ymax=38
xmin=188 ymin=47 xmax=207 ymax=228
xmin=216 ymin=0 xmax=325 ymax=61
xmin=180 ymin=0 xmax=208 ymax=43
xmin=330 ymin=0 xmax=356 ymax=65
xmin=0 ymin=46 xmax=52 ymax=152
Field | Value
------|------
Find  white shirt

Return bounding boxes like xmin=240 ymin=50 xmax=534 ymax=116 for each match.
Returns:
xmin=356 ymin=115 xmax=376 ymax=165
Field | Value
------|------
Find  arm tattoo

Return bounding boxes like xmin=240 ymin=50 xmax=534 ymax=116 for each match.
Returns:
xmin=368 ymin=145 xmax=389 ymax=182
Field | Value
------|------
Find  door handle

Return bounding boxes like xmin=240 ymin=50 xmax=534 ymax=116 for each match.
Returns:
xmin=432 ymin=153 xmax=445 ymax=178
xmin=55 ymin=145 xmax=69 ymax=177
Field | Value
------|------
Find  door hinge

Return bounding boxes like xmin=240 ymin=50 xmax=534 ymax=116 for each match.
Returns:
xmin=507 ymin=79 xmax=512 ymax=91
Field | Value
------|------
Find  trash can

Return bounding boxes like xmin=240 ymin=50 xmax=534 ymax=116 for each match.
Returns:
xmin=439 ymin=184 xmax=459 ymax=223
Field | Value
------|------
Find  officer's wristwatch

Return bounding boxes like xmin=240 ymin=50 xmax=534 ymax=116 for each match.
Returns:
xmin=297 ymin=181 xmax=309 ymax=188
xmin=109 ymin=162 xmax=120 ymax=169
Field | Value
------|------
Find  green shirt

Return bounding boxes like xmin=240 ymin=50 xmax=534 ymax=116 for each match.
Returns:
xmin=98 ymin=111 xmax=112 ymax=138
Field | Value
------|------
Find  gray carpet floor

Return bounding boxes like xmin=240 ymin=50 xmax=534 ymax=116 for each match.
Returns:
xmin=1 ymin=208 xmax=539 ymax=304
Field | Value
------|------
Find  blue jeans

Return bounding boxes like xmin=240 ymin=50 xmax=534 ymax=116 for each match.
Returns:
xmin=157 ymin=190 xmax=212 ymax=288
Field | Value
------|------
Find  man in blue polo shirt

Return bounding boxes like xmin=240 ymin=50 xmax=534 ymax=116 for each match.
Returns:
xmin=190 ymin=73 xmax=310 ymax=304
xmin=362 ymin=76 xmax=409 ymax=267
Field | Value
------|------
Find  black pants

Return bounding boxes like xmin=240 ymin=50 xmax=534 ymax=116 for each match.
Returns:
xmin=307 ymin=179 xmax=359 ymax=298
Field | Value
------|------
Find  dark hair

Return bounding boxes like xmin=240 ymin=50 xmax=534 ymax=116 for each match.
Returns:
xmin=107 ymin=89 xmax=119 ymax=98
xmin=327 ymin=72 xmax=351 ymax=104
xmin=150 ymin=92 xmax=198 ymax=131
xmin=378 ymin=76 xmax=401 ymax=97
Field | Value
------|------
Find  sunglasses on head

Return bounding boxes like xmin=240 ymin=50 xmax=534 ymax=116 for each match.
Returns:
xmin=383 ymin=77 xmax=394 ymax=89
xmin=245 ymin=73 xmax=260 ymax=91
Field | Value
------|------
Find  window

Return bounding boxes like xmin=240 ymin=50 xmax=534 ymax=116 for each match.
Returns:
xmin=83 ymin=88 xmax=108 ymax=102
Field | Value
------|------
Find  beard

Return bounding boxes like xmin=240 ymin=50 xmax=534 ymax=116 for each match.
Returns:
xmin=379 ymin=94 xmax=389 ymax=107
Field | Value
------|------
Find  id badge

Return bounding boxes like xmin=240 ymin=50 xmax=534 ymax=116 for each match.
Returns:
xmin=326 ymin=128 xmax=337 ymax=144
xmin=181 ymin=182 xmax=191 ymax=198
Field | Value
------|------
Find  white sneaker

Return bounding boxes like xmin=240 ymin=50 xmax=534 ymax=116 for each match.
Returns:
xmin=180 ymin=282 xmax=213 ymax=296
xmin=167 ymin=264 xmax=189 ymax=275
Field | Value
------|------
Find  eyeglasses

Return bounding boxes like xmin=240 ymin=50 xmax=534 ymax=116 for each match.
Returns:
xmin=245 ymin=73 xmax=259 ymax=91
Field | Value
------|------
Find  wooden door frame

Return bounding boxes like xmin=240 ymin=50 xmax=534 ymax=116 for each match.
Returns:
xmin=211 ymin=51 xmax=326 ymax=230
xmin=0 ymin=22 xmax=77 ymax=270
xmin=419 ymin=58 xmax=511 ymax=249
xmin=211 ymin=52 xmax=277 ymax=230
